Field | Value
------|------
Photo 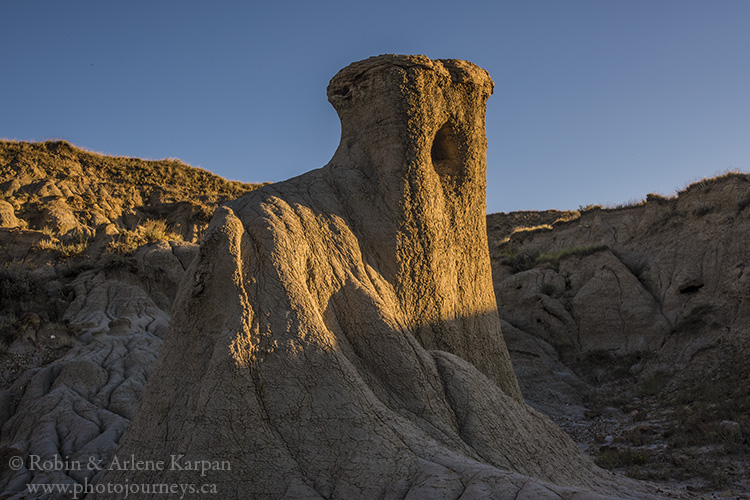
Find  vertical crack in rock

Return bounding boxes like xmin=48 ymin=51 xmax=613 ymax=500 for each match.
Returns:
xmin=92 ymin=55 xmax=672 ymax=499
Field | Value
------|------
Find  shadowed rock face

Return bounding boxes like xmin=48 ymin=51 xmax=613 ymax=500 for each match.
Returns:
xmin=94 ymin=55 xmax=670 ymax=499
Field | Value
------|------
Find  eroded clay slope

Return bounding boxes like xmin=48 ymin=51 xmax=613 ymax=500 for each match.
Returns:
xmin=0 ymin=241 xmax=197 ymax=499
xmin=489 ymin=179 xmax=750 ymax=493
xmin=94 ymin=55 xmax=672 ymax=499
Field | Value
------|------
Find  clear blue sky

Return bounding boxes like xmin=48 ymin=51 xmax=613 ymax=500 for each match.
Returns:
xmin=2 ymin=0 xmax=749 ymax=213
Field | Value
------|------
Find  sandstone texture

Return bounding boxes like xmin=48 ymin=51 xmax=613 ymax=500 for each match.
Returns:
xmin=93 ymin=55 xmax=671 ymax=499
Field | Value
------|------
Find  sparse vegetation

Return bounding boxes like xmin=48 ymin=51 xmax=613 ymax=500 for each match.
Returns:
xmin=486 ymin=167 xmax=750 ymax=495
xmin=539 ymin=282 xmax=557 ymax=296
xmin=637 ymin=369 xmax=671 ymax=397
xmin=679 ymin=168 xmax=748 ymax=195
xmin=692 ymin=204 xmax=715 ymax=217
xmin=107 ymin=231 xmax=144 ymax=255
xmin=1 ymin=140 xmax=260 ymax=204
xmin=105 ymin=219 xmax=183 ymax=255
xmin=536 ymin=244 xmax=608 ymax=268
xmin=737 ymin=195 xmax=750 ymax=213
xmin=594 ymin=447 xmax=649 ymax=469
xmin=498 ymin=244 xmax=608 ymax=273
xmin=646 ymin=192 xmax=672 ymax=204
xmin=0 ymin=260 xmax=44 ymax=344
xmin=552 ymin=212 xmax=580 ymax=224
xmin=486 ymin=210 xmax=579 ymax=244
xmin=607 ymin=197 xmax=646 ymax=210
xmin=107 ymin=220 xmax=182 ymax=255
xmin=578 ymin=204 xmax=603 ymax=212
xmin=39 ymin=225 xmax=56 ymax=237
xmin=497 ymin=247 xmax=539 ymax=273
xmin=0 ymin=260 xmax=40 ymax=302
xmin=140 ymin=219 xmax=182 ymax=243
xmin=35 ymin=231 xmax=91 ymax=259
xmin=0 ymin=140 xmax=263 ymax=240
xmin=667 ymin=361 xmax=750 ymax=453
xmin=511 ymin=224 xmax=552 ymax=235
xmin=575 ymin=349 xmax=647 ymax=385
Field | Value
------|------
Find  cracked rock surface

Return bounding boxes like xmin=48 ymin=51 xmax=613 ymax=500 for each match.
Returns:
xmin=0 ymin=241 xmax=196 ymax=499
xmin=94 ymin=55 xmax=674 ymax=499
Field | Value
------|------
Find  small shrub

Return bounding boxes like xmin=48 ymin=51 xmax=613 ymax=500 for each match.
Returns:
xmin=107 ymin=219 xmax=182 ymax=255
xmin=608 ymin=198 xmax=646 ymax=210
xmin=595 ymin=448 xmax=649 ymax=469
xmin=623 ymin=428 xmax=648 ymax=446
xmin=35 ymin=231 xmax=91 ymax=259
xmin=646 ymin=193 xmax=672 ymax=204
xmin=498 ymin=247 xmax=539 ymax=273
xmin=58 ymin=259 xmax=96 ymax=278
xmin=101 ymin=252 xmax=137 ymax=271
xmin=141 ymin=219 xmax=169 ymax=242
xmin=667 ymin=405 xmax=722 ymax=448
xmin=0 ymin=260 xmax=40 ymax=300
xmin=194 ymin=203 xmax=215 ymax=223
xmin=625 ymin=465 xmax=646 ymax=479
xmin=575 ymin=350 xmax=645 ymax=385
xmin=679 ymin=169 xmax=748 ymax=195
xmin=551 ymin=212 xmax=580 ymax=224
xmin=537 ymin=244 xmax=608 ymax=269
xmin=736 ymin=195 xmax=750 ymax=213
xmin=578 ymin=204 xmax=603 ymax=212
xmin=692 ymin=204 xmax=715 ymax=217
xmin=500 ymin=244 xmax=609 ymax=274
xmin=539 ymin=282 xmax=557 ymax=296
xmin=140 ymin=219 xmax=182 ymax=243
xmin=107 ymin=230 xmax=144 ymax=255
xmin=638 ymin=370 xmax=671 ymax=397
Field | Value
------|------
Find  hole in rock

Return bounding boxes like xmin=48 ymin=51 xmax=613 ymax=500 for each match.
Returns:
xmin=679 ymin=283 xmax=704 ymax=294
xmin=430 ymin=122 xmax=468 ymax=194
xmin=431 ymin=123 xmax=460 ymax=175
xmin=332 ymin=85 xmax=351 ymax=98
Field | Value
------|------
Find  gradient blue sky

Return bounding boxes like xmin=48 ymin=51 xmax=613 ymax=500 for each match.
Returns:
xmin=2 ymin=1 xmax=749 ymax=213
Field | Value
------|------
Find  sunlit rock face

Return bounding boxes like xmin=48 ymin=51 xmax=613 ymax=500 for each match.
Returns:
xmin=94 ymin=55 xmax=668 ymax=499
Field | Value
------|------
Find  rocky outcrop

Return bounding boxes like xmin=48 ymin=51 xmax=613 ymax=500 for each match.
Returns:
xmin=94 ymin=55 xmax=669 ymax=499
xmin=0 ymin=140 xmax=260 ymax=247
xmin=0 ymin=242 xmax=197 ymax=498
xmin=0 ymin=135 xmax=257 ymax=500
xmin=495 ymin=249 xmax=671 ymax=362
xmin=490 ymin=177 xmax=750 ymax=493
xmin=491 ymin=177 xmax=750 ymax=371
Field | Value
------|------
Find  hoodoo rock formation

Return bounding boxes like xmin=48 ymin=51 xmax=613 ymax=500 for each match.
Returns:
xmin=95 ymin=55 xmax=671 ymax=499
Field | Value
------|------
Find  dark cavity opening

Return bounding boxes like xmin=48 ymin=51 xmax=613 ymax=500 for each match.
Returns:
xmin=331 ymin=84 xmax=351 ymax=98
xmin=679 ymin=283 xmax=704 ymax=294
xmin=430 ymin=121 xmax=470 ymax=196
xmin=431 ymin=124 xmax=459 ymax=170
